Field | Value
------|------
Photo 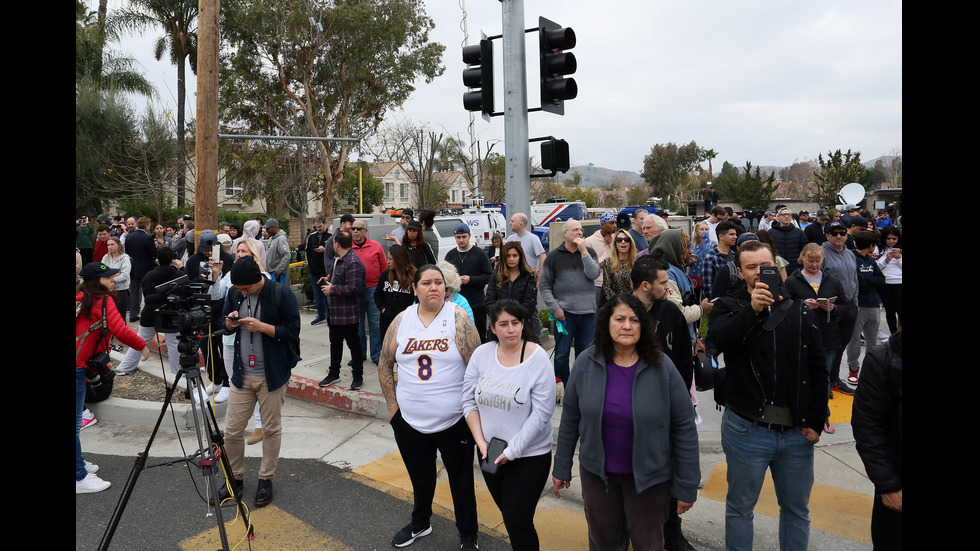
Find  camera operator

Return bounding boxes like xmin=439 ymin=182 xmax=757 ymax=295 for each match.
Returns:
xmin=184 ymin=230 xmax=235 ymax=400
xmin=76 ymin=263 xmax=150 ymax=494
xmin=114 ymin=247 xmax=183 ymax=376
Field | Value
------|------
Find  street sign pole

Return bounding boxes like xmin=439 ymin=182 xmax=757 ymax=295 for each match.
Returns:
xmin=502 ymin=0 xmax=530 ymax=218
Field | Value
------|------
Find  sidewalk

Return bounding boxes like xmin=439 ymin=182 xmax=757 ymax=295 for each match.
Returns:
xmin=85 ymin=305 xmax=877 ymax=550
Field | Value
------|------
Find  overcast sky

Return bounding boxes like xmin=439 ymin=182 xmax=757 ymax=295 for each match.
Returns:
xmin=95 ymin=0 xmax=902 ymax=174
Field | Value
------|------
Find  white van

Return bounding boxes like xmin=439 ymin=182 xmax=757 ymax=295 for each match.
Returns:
xmin=457 ymin=206 xmax=507 ymax=249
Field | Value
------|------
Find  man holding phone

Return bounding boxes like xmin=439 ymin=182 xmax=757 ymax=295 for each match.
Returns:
xmin=709 ymin=240 xmax=828 ymax=551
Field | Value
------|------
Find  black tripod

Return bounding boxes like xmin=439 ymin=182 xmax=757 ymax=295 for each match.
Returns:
xmin=98 ymin=333 xmax=254 ymax=550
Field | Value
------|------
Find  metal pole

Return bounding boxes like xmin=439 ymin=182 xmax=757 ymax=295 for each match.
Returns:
xmin=502 ymin=0 xmax=530 ymax=217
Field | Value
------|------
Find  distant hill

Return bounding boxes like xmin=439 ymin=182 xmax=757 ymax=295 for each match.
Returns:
xmin=560 ymin=155 xmax=901 ymax=185
xmin=554 ymin=165 xmax=644 ymax=188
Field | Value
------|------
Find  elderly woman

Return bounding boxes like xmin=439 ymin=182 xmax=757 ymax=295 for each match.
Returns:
xmin=438 ymin=261 xmax=474 ymax=323
xmin=552 ymin=293 xmax=700 ymax=551
xmin=601 ymin=230 xmax=637 ymax=301
xmin=463 ymin=299 xmax=555 ymax=550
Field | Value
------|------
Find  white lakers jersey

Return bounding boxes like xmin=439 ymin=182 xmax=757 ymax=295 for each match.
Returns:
xmin=395 ymin=301 xmax=467 ymax=433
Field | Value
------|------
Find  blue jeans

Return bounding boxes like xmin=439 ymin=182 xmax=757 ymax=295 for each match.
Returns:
xmin=310 ymin=273 xmax=327 ymax=320
xmin=76 ymin=367 xmax=87 ymax=481
xmin=553 ymin=312 xmax=596 ymax=384
xmin=721 ymin=408 xmax=814 ymax=551
xmin=358 ymin=285 xmax=382 ymax=363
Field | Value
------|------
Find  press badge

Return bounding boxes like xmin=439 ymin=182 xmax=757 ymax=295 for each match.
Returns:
xmin=248 ymin=354 xmax=257 ymax=368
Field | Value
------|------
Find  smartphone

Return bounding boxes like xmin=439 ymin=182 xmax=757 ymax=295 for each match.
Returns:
xmin=759 ymin=265 xmax=780 ymax=296
xmin=212 ymin=244 xmax=221 ymax=261
xmin=480 ymin=437 xmax=508 ymax=475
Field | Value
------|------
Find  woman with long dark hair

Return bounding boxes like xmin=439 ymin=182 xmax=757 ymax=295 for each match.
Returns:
xmin=874 ymin=226 xmax=902 ymax=335
xmin=375 ymin=245 xmax=418 ymax=340
xmin=463 ymin=300 xmax=555 ymax=550
xmin=485 ymin=241 xmax=541 ymax=337
xmin=552 ymin=293 xmax=700 ymax=550
xmin=390 ymin=220 xmax=436 ymax=268
xmin=76 ymin=263 xmax=149 ymax=493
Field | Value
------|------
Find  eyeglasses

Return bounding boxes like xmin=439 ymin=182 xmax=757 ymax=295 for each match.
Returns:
xmin=614 ymin=237 xmax=631 ymax=243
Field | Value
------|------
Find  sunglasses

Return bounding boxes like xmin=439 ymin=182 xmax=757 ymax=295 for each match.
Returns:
xmin=827 ymin=231 xmax=847 ymax=237
xmin=615 ymin=237 xmax=631 ymax=243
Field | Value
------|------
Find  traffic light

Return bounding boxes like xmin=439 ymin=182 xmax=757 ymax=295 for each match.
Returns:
xmin=462 ymin=38 xmax=494 ymax=119
xmin=541 ymin=139 xmax=570 ymax=173
xmin=538 ymin=16 xmax=577 ymax=115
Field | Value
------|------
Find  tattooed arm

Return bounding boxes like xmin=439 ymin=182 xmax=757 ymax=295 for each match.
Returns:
xmin=378 ymin=310 xmax=405 ymax=421
xmin=454 ymin=304 xmax=481 ymax=365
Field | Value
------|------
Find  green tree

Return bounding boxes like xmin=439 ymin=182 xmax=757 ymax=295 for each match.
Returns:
xmin=335 ymin=161 xmax=384 ymax=213
xmin=220 ymin=0 xmax=445 ymax=218
xmin=111 ymin=0 xmax=198 ymax=207
xmin=715 ymin=161 xmax=778 ymax=211
xmin=640 ymin=141 xmax=704 ymax=210
xmin=811 ymin=149 xmax=871 ymax=207
xmin=480 ymin=152 xmax=506 ymax=203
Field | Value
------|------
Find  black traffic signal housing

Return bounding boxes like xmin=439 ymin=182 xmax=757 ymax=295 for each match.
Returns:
xmin=538 ymin=17 xmax=577 ymax=115
xmin=462 ymin=38 xmax=494 ymax=119
xmin=541 ymin=138 xmax=570 ymax=173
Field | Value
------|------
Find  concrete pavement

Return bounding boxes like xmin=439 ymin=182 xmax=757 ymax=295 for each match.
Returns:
xmin=80 ymin=305 xmax=878 ymax=550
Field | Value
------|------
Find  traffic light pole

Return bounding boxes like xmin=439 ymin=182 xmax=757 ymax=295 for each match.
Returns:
xmin=502 ymin=0 xmax=531 ymax=219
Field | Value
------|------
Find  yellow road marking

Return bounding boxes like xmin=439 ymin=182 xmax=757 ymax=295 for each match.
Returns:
xmin=180 ymin=505 xmax=354 ymax=551
xmin=701 ymin=463 xmax=872 ymax=544
xmin=829 ymin=392 xmax=853 ymax=424
xmin=350 ymin=451 xmax=591 ymax=550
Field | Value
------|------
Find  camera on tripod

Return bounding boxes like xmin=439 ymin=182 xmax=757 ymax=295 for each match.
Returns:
xmin=154 ymin=275 xmax=213 ymax=335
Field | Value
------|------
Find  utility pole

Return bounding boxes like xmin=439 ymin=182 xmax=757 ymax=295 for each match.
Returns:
xmin=194 ymin=0 xmax=219 ymax=240
xmin=501 ymin=0 xmax=530 ymax=218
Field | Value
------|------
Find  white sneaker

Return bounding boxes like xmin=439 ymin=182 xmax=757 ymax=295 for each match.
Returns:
xmin=85 ymin=460 xmax=99 ymax=474
xmin=76 ymin=472 xmax=111 ymax=494
xmin=214 ymin=386 xmax=231 ymax=403
xmin=202 ymin=383 xmax=215 ymax=396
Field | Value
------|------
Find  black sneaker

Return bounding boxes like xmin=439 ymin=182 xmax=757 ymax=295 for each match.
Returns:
xmin=319 ymin=374 xmax=340 ymax=387
xmin=460 ymin=534 xmax=479 ymax=550
xmin=392 ymin=523 xmax=431 ymax=548
xmin=350 ymin=379 xmax=363 ymax=391
xmin=664 ymin=532 xmax=696 ymax=551
xmin=830 ymin=378 xmax=855 ymax=396
xmin=310 ymin=317 xmax=326 ymax=326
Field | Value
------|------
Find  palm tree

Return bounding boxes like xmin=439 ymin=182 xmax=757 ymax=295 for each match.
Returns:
xmin=111 ymin=0 xmax=198 ymax=206
xmin=703 ymin=148 xmax=718 ymax=178
xmin=76 ymin=5 xmax=154 ymax=97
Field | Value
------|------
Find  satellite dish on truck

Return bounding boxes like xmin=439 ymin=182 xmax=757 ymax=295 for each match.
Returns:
xmin=838 ymin=183 xmax=865 ymax=207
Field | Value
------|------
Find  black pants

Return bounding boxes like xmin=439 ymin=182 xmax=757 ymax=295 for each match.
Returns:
xmin=481 ymin=452 xmax=551 ymax=551
xmin=328 ymin=323 xmax=363 ymax=379
xmin=879 ymin=283 xmax=902 ymax=334
xmin=832 ymin=305 xmax=858 ymax=381
xmin=390 ymin=412 xmax=478 ymax=538
xmin=580 ymin=468 xmax=671 ymax=551
xmin=871 ymin=493 xmax=902 ymax=551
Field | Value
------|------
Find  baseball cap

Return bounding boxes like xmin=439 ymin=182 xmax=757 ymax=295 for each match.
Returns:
xmin=825 ymin=221 xmax=847 ymax=234
xmin=80 ymin=262 xmax=121 ymax=281
xmin=453 ymin=223 xmax=470 ymax=235
xmin=616 ymin=213 xmax=631 ymax=231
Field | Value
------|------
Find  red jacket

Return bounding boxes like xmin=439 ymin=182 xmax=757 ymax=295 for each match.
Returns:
xmin=351 ymin=238 xmax=388 ymax=288
xmin=94 ymin=239 xmax=108 ymax=263
xmin=75 ymin=292 xmax=145 ymax=368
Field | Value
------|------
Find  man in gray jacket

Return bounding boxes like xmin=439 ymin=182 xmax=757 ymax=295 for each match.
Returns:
xmin=539 ymin=219 xmax=600 ymax=385
xmin=263 ymin=218 xmax=291 ymax=284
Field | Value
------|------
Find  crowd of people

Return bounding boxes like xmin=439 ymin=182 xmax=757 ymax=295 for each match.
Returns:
xmin=76 ymin=202 xmax=901 ymax=550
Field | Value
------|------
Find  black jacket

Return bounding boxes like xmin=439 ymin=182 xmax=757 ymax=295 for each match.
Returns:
xmin=485 ymin=270 xmax=541 ymax=335
xmin=783 ymin=269 xmax=845 ymax=351
xmin=651 ymin=299 xmax=694 ymax=391
xmin=770 ymin=223 xmax=809 ymax=274
xmin=852 ymin=334 xmax=902 ymax=495
xmin=444 ymin=246 xmax=493 ymax=309
xmin=709 ymin=286 xmax=828 ymax=433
